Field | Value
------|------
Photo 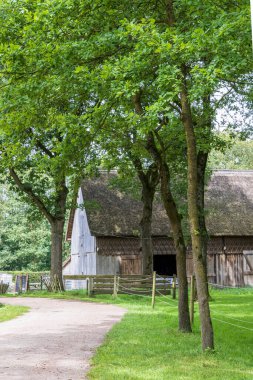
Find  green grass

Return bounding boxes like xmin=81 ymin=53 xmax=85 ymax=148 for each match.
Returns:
xmin=1 ymin=288 xmax=252 ymax=379
xmin=87 ymin=289 xmax=253 ymax=380
xmin=0 ymin=303 xmax=29 ymax=322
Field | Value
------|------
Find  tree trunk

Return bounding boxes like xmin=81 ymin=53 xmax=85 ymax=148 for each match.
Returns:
xmin=132 ymin=94 xmax=159 ymax=275
xmin=146 ymin=134 xmax=191 ymax=333
xmin=50 ymin=180 xmax=68 ymax=290
xmin=50 ymin=218 xmax=65 ymax=290
xmin=160 ymin=163 xmax=191 ymax=332
xmin=132 ymin=159 xmax=159 ymax=275
xmin=181 ymin=75 xmax=214 ymax=350
xmin=197 ymin=151 xmax=209 ymax=276
xmin=140 ymin=180 xmax=156 ymax=274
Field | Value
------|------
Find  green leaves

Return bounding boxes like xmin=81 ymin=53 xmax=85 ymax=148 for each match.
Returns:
xmin=0 ymin=0 xmax=251 ymax=228
xmin=0 ymin=185 xmax=51 ymax=271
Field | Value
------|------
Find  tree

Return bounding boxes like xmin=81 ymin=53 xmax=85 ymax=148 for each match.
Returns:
xmin=99 ymin=117 xmax=160 ymax=275
xmin=84 ymin=0 xmax=251 ymax=348
xmin=91 ymin=65 xmax=192 ymax=330
xmin=0 ymin=0 xmax=98 ymax=288
xmin=146 ymin=131 xmax=192 ymax=332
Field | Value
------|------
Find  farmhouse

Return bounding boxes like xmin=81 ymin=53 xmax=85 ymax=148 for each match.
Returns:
xmin=63 ymin=170 xmax=253 ymax=287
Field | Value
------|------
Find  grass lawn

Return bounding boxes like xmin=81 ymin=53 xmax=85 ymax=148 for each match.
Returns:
xmin=0 ymin=303 xmax=29 ymax=323
xmin=87 ymin=288 xmax=253 ymax=380
xmin=2 ymin=288 xmax=252 ymax=379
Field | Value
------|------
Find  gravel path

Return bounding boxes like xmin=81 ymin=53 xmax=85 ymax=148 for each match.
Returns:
xmin=0 ymin=297 xmax=125 ymax=380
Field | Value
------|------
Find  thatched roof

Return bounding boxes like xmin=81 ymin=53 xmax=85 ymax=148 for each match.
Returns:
xmin=80 ymin=171 xmax=169 ymax=237
xmin=205 ymin=170 xmax=253 ymax=236
xmin=78 ymin=170 xmax=253 ymax=238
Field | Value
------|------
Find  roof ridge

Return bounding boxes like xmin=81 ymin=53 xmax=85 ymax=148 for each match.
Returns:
xmin=212 ymin=169 xmax=253 ymax=173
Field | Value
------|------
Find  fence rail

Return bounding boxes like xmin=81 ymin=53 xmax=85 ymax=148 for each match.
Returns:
xmin=63 ymin=273 xmax=177 ymax=299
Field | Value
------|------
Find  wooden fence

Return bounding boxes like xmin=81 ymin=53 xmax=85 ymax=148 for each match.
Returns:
xmin=63 ymin=273 xmax=177 ymax=298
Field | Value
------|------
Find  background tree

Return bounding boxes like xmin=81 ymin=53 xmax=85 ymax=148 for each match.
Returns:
xmin=98 ymin=111 xmax=160 ymax=276
xmin=0 ymin=185 xmax=51 ymax=271
xmin=209 ymin=138 xmax=253 ymax=169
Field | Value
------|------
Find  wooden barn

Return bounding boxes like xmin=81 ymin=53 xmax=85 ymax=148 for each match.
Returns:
xmin=63 ymin=170 xmax=253 ymax=287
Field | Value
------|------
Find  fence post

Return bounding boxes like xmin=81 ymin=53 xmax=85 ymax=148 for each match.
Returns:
xmin=87 ymin=278 xmax=91 ymax=297
xmin=172 ymin=274 xmax=176 ymax=299
xmin=190 ymin=275 xmax=195 ymax=326
xmin=151 ymin=271 xmax=156 ymax=309
xmin=113 ymin=275 xmax=118 ymax=298
xmin=117 ymin=276 xmax=120 ymax=293
xmin=52 ymin=274 xmax=56 ymax=292
xmin=26 ymin=274 xmax=29 ymax=292
xmin=19 ymin=275 xmax=22 ymax=294
xmin=90 ymin=277 xmax=94 ymax=296
xmin=86 ymin=278 xmax=89 ymax=295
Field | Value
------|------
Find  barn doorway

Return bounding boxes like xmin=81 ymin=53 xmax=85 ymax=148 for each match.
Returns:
xmin=153 ymin=255 xmax=177 ymax=276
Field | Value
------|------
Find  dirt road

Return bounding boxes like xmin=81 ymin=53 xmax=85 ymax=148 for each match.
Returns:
xmin=0 ymin=297 xmax=125 ymax=380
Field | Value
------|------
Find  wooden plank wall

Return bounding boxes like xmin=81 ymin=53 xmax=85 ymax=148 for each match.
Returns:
xmin=96 ymin=254 xmax=143 ymax=275
xmin=120 ymin=255 xmax=142 ymax=275
xmin=96 ymin=255 xmax=120 ymax=275
xmin=215 ymin=254 xmax=244 ymax=286
xmin=186 ymin=253 xmax=245 ymax=286
xmin=243 ymin=251 xmax=253 ymax=286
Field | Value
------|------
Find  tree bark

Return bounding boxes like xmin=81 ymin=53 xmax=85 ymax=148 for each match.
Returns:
xmin=197 ymin=151 xmax=209 ymax=274
xmin=180 ymin=72 xmax=214 ymax=350
xmin=160 ymin=163 xmax=191 ymax=332
xmin=132 ymin=159 xmax=159 ymax=275
xmin=146 ymin=133 xmax=191 ymax=333
xmin=140 ymin=183 xmax=155 ymax=274
xmin=51 ymin=218 xmax=65 ymax=290
xmin=50 ymin=180 xmax=68 ymax=290
xmin=132 ymin=93 xmax=159 ymax=275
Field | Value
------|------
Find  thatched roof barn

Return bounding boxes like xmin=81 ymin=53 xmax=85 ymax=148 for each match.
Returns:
xmin=64 ymin=170 xmax=253 ymax=286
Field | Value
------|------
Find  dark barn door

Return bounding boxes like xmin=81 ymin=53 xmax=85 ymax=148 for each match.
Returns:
xmin=153 ymin=255 xmax=177 ymax=276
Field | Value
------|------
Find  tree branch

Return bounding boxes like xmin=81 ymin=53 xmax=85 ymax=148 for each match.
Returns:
xmin=133 ymin=91 xmax=144 ymax=115
xmin=165 ymin=0 xmax=175 ymax=26
xmin=9 ymin=168 xmax=55 ymax=224
xmin=36 ymin=140 xmax=55 ymax=158
xmin=26 ymin=128 xmax=55 ymax=158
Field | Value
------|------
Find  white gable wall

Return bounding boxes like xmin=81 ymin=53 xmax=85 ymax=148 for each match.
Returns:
xmin=64 ymin=187 xmax=123 ymax=284
xmin=63 ymin=188 xmax=96 ymax=278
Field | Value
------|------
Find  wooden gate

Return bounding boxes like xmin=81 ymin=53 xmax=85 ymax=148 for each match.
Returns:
xmin=243 ymin=251 xmax=253 ymax=286
xmin=120 ymin=255 xmax=142 ymax=275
